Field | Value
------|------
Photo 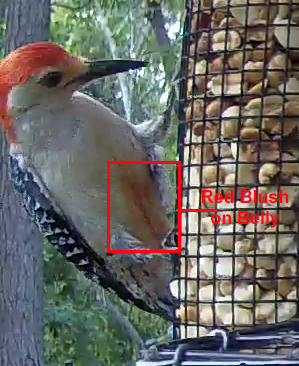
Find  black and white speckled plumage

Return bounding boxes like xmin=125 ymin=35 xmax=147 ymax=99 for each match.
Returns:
xmin=9 ymin=145 xmax=176 ymax=320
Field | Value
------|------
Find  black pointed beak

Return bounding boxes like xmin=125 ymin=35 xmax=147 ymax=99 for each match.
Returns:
xmin=67 ymin=59 xmax=148 ymax=88
xmin=86 ymin=59 xmax=148 ymax=79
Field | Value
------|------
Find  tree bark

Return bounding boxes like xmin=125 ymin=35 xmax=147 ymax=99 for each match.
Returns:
xmin=0 ymin=0 xmax=6 ymax=19
xmin=0 ymin=0 xmax=51 ymax=365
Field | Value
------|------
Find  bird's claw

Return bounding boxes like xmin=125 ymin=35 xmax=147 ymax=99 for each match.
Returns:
xmin=161 ymin=228 xmax=178 ymax=251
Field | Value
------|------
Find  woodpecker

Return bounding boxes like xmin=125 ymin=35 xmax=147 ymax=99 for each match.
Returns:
xmin=0 ymin=42 xmax=178 ymax=320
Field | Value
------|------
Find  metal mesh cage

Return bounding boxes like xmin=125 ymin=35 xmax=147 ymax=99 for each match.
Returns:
xmin=172 ymin=0 xmax=299 ymax=345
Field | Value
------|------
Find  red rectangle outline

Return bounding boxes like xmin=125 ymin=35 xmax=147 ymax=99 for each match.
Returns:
xmin=181 ymin=209 xmax=219 ymax=212
xmin=107 ymin=161 xmax=181 ymax=253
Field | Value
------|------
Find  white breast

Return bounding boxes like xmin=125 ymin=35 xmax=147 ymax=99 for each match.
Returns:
xmin=13 ymin=92 xmax=146 ymax=255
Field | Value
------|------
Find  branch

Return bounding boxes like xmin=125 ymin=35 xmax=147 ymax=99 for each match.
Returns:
xmin=146 ymin=0 xmax=183 ymax=118
xmin=96 ymin=6 xmax=132 ymax=122
xmin=146 ymin=0 xmax=174 ymax=82
xmin=135 ymin=23 xmax=151 ymax=58
xmin=95 ymin=288 xmax=144 ymax=352
xmin=138 ymin=83 xmax=158 ymax=107
xmin=146 ymin=1 xmax=171 ymax=50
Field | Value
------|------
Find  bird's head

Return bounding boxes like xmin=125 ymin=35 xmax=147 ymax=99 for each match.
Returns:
xmin=0 ymin=42 xmax=147 ymax=142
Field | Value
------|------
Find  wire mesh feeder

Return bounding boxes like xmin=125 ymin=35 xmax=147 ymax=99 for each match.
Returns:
xmin=136 ymin=0 xmax=299 ymax=364
xmin=173 ymin=0 xmax=299 ymax=339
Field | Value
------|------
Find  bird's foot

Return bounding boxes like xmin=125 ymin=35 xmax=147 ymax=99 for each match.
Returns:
xmin=161 ymin=228 xmax=178 ymax=251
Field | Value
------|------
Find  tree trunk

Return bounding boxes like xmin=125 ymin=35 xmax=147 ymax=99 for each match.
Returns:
xmin=0 ymin=0 xmax=51 ymax=365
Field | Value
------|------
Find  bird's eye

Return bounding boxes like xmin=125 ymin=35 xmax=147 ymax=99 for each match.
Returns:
xmin=38 ymin=71 xmax=62 ymax=88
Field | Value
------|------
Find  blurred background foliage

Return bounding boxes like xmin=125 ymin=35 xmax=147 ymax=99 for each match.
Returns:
xmin=1 ymin=0 xmax=184 ymax=364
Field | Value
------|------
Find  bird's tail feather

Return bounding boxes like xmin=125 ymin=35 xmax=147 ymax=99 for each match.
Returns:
xmin=108 ymin=231 xmax=176 ymax=320
xmin=134 ymin=86 xmax=175 ymax=146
